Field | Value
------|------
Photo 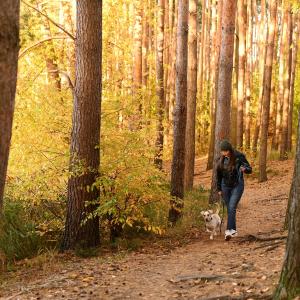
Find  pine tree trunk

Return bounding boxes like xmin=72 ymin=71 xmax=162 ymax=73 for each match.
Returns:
xmin=142 ymin=2 xmax=149 ymax=88
xmin=0 ymin=0 xmax=20 ymax=212
xmin=230 ymin=26 xmax=239 ymax=148
xmin=61 ymin=0 xmax=102 ymax=250
xmin=155 ymin=0 xmax=165 ymax=169
xmin=245 ymin=0 xmax=252 ymax=150
xmin=236 ymin=0 xmax=246 ymax=149
xmin=197 ymin=0 xmax=206 ymax=107
xmin=274 ymin=110 xmax=300 ymax=299
xmin=209 ymin=0 xmax=237 ymax=203
xmin=39 ymin=5 xmax=62 ymax=91
xmin=184 ymin=0 xmax=198 ymax=190
xmin=132 ymin=2 xmax=143 ymax=126
xmin=169 ymin=0 xmax=189 ymax=224
xmin=279 ymin=3 xmax=291 ymax=160
xmin=252 ymin=0 xmax=266 ymax=152
xmin=258 ymin=0 xmax=277 ymax=182
xmin=167 ymin=0 xmax=178 ymax=142
xmin=287 ymin=15 xmax=299 ymax=152
xmin=206 ymin=0 xmax=218 ymax=171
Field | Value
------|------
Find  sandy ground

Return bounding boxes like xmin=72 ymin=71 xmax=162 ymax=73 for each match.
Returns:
xmin=0 ymin=158 xmax=293 ymax=300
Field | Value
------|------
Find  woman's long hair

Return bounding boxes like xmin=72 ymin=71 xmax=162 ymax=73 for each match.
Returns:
xmin=220 ymin=149 xmax=236 ymax=171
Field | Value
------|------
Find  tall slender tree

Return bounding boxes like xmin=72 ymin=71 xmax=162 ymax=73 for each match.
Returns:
xmin=0 ymin=0 xmax=20 ymax=212
xmin=206 ymin=0 xmax=219 ymax=171
xmin=236 ymin=0 xmax=246 ymax=149
xmin=274 ymin=110 xmax=300 ymax=299
xmin=258 ymin=0 xmax=277 ymax=182
xmin=245 ymin=0 xmax=252 ymax=150
xmin=155 ymin=0 xmax=165 ymax=169
xmin=209 ymin=0 xmax=237 ymax=203
xmin=287 ymin=14 xmax=300 ymax=151
xmin=61 ymin=0 xmax=102 ymax=250
xmin=184 ymin=0 xmax=198 ymax=190
xmin=132 ymin=2 xmax=143 ymax=126
xmin=279 ymin=2 xmax=291 ymax=160
xmin=169 ymin=0 xmax=189 ymax=224
xmin=252 ymin=0 xmax=266 ymax=151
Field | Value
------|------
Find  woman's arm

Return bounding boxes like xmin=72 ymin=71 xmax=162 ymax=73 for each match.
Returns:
xmin=217 ymin=162 xmax=223 ymax=191
xmin=240 ymin=154 xmax=252 ymax=174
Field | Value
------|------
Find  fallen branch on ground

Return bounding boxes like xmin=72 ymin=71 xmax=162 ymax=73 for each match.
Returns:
xmin=198 ymin=293 xmax=273 ymax=300
xmin=238 ymin=234 xmax=287 ymax=243
xmin=253 ymin=240 xmax=285 ymax=250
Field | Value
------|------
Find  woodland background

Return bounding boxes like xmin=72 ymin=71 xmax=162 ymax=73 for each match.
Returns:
xmin=0 ymin=0 xmax=299 ymax=275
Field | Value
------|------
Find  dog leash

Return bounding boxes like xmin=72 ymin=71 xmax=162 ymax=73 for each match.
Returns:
xmin=219 ymin=194 xmax=225 ymax=233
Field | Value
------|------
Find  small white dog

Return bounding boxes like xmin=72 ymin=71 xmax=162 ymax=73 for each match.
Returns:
xmin=201 ymin=207 xmax=221 ymax=240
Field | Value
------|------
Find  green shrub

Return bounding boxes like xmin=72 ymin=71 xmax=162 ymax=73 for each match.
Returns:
xmin=0 ymin=201 xmax=43 ymax=262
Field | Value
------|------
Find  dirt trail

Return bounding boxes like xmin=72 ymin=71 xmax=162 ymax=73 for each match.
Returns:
xmin=0 ymin=158 xmax=293 ymax=300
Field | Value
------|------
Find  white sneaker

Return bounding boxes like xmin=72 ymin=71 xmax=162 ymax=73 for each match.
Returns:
xmin=230 ymin=229 xmax=238 ymax=237
xmin=225 ymin=230 xmax=232 ymax=241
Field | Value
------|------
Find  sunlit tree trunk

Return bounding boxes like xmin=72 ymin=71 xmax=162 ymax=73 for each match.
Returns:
xmin=273 ymin=3 xmax=286 ymax=151
xmin=209 ymin=0 xmax=237 ymax=203
xmin=168 ymin=0 xmax=178 ymax=141
xmin=169 ymin=0 xmax=188 ymax=224
xmin=40 ymin=4 xmax=61 ymax=91
xmin=274 ymin=110 xmax=300 ymax=299
xmin=184 ymin=0 xmax=197 ymax=190
xmin=197 ymin=0 xmax=206 ymax=107
xmin=279 ymin=3 xmax=291 ymax=160
xmin=236 ymin=0 xmax=246 ymax=149
xmin=258 ymin=0 xmax=277 ymax=182
xmin=287 ymin=15 xmax=299 ymax=152
xmin=154 ymin=0 xmax=165 ymax=169
xmin=244 ymin=0 xmax=252 ymax=150
xmin=142 ymin=2 xmax=149 ymax=88
xmin=132 ymin=2 xmax=143 ymax=124
xmin=252 ymin=0 xmax=266 ymax=151
xmin=61 ymin=0 xmax=102 ymax=250
xmin=207 ymin=0 xmax=221 ymax=171
xmin=0 ymin=0 xmax=20 ymax=212
xmin=230 ymin=23 xmax=238 ymax=148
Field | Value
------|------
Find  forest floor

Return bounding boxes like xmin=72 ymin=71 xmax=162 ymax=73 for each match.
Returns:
xmin=0 ymin=158 xmax=293 ymax=300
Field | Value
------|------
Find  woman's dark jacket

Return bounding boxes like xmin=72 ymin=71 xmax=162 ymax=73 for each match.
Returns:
xmin=217 ymin=150 xmax=252 ymax=192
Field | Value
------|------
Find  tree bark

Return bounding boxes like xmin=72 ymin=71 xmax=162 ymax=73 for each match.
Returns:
xmin=184 ymin=0 xmax=198 ymax=190
xmin=155 ymin=0 xmax=165 ymax=170
xmin=244 ymin=0 xmax=252 ymax=150
xmin=287 ymin=15 xmax=299 ymax=152
xmin=236 ymin=0 xmax=246 ymax=149
xmin=252 ymin=0 xmax=266 ymax=152
xmin=169 ymin=0 xmax=189 ymax=224
xmin=61 ymin=0 xmax=102 ymax=250
xmin=258 ymin=0 xmax=277 ymax=182
xmin=279 ymin=3 xmax=291 ymax=160
xmin=197 ymin=0 xmax=206 ymax=107
xmin=132 ymin=2 xmax=143 ymax=126
xmin=207 ymin=0 xmax=221 ymax=171
xmin=274 ymin=111 xmax=300 ymax=299
xmin=209 ymin=0 xmax=237 ymax=203
xmin=0 ymin=0 xmax=20 ymax=212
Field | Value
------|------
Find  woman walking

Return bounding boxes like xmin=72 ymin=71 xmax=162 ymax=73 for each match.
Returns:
xmin=217 ymin=140 xmax=252 ymax=240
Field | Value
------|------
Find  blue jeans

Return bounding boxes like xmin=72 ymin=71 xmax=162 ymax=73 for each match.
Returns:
xmin=221 ymin=180 xmax=244 ymax=230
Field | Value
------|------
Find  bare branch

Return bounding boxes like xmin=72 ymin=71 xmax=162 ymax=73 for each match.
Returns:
xmin=19 ymin=36 xmax=70 ymax=59
xmin=21 ymin=0 xmax=76 ymax=40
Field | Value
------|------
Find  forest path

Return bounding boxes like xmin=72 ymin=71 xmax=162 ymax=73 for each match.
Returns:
xmin=0 ymin=158 xmax=293 ymax=300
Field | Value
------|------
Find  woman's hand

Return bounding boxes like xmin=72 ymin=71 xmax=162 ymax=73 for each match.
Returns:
xmin=218 ymin=191 xmax=222 ymax=196
xmin=240 ymin=166 xmax=246 ymax=173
